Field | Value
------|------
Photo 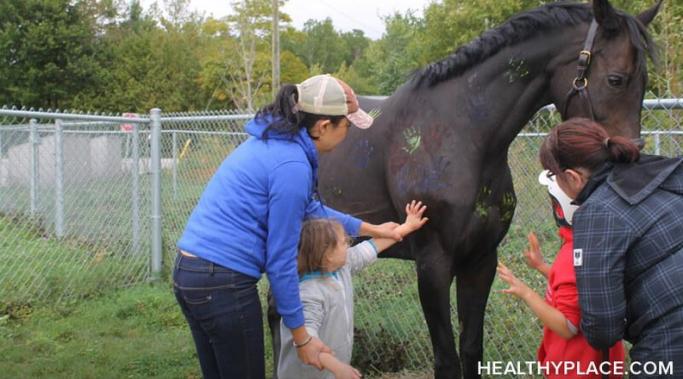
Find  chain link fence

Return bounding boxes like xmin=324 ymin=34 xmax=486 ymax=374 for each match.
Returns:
xmin=1 ymin=99 xmax=681 ymax=375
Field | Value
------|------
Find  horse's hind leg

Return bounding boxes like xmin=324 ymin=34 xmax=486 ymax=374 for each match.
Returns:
xmin=455 ymin=250 xmax=497 ymax=379
xmin=416 ymin=236 xmax=459 ymax=379
xmin=267 ymin=289 xmax=281 ymax=379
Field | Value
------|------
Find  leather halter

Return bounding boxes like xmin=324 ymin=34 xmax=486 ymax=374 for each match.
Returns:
xmin=562 ymin=20 xmax=599 ymax=120
xmin=561 ymin=20 xmax=646 ymax=149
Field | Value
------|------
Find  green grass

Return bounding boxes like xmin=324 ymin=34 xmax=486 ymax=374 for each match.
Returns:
xmin=0 ymin=284 xmax=202 ymax=378
xmin=0 ymin=215 xmax=148 ymax=315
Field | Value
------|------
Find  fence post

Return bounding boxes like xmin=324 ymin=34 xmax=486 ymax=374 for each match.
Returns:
xmin=172 ymin=130 xmax=177 ymax=201
xmin=55 ymin=119 xmax=64 ymax=238
xmin=150 ymin=109 xmax=162 ymax=280
xmin=654 ymin=132 xmax=661 ymax=156
xmin=30 ymin=119 xmax=39 ymax=215
xmin=131 ymin=123 xmax=140 ymax=255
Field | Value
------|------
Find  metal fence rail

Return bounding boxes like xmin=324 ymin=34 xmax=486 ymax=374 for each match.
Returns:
xmin=0 ymin=99 xmax=681 ymax=374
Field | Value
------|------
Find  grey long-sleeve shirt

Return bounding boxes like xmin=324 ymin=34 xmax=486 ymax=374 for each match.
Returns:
xmin=278 ymin=240 xmax=378 ymax=379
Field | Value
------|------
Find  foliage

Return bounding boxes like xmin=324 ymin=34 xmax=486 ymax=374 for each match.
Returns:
xmin=357 ymin=13 xmax=423 ymax=95
xmin=0 ymin=0 xmax=680 ymax=110
xmin=0 ymin=0 xmax=108 ymax=109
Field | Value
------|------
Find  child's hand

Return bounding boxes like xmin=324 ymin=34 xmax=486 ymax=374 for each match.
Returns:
xmin=403 ymin=200 xmax=428 ymax=232
xmin=523 ymin=232 xmax=545 ymax=271
xmin=497 ymin=262 xmax=531 ymax=299
xmin=332 ymin=363 xmax=362 ymax=379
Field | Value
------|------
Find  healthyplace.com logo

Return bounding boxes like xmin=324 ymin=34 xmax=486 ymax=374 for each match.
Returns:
xmin=478 ymin=361 xmax=674 ymax=376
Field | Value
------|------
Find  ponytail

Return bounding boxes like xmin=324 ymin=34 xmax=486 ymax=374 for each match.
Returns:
xmin=604 ymin=135 xmax=640 ymax=164
xmin=256 ymin=84 xmax=302 ymax=138
xmin=540 ymin=118 xmax=639 ymax=177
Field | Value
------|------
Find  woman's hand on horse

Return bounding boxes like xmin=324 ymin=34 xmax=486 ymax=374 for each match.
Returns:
xmin=297 ymin=336 xmax=332 ymax=370
xmin=497 ymin=262 xmax=532 ymax=299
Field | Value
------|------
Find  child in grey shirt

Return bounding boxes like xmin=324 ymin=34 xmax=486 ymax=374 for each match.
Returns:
xmin=278 ymin=201 xmax=428 ymax=379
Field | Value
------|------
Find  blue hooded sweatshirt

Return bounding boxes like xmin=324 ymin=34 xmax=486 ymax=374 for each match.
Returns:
xmin=177 ymin=116 xmax=362 ymax=328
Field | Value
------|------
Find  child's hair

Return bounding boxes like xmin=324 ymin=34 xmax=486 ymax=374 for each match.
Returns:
xmin=298 ymin=219 xmax=345 ymax=275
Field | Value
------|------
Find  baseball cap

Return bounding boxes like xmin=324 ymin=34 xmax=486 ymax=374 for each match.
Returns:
xmin=538 ymin=170 xmax=578 ymax=226
xmin=296 ymin=74 xmax=373 ymax=129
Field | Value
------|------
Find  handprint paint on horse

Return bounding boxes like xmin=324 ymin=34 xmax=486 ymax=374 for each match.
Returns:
xmin=317 ymin=1 xmax=661 ymax=378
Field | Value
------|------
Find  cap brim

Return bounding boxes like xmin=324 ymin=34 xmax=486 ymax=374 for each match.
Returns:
xmin=347 ymin=109 xmax=373 ymax=129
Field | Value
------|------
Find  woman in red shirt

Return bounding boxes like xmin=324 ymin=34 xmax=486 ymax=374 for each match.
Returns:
xmin=497 ymin=171 xmax=624 ymax=378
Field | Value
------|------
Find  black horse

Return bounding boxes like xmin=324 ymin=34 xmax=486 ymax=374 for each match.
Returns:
xmin=313 ymin=1 xmax=661 ymax=378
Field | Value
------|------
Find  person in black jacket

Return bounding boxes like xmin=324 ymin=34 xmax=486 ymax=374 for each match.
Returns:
xmin=539 ymin=117 xmax=683 ymax=378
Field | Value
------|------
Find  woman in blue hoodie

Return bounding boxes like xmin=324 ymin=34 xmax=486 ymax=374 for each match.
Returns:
xmin=174 ymin=74 xmax=400 ymax=379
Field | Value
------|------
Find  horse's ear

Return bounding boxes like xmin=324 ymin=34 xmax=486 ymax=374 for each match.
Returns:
xmin=637 ymin=0 xmax=663 ymax=27
xmin=593 ymin=0 xmax=620 ymax=31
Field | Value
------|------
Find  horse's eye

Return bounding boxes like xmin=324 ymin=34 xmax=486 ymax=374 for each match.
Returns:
xmin=607 ymin=74 xmax=626 ymax=88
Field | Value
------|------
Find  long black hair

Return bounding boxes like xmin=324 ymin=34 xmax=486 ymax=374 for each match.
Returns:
xmin=256 ymin=84 xmax=345 ymax=139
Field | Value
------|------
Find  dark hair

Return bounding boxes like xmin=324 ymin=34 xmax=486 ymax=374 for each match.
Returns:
xmin=255 ymin=84 xmax=345 ymax=139
xmin=539 ymin=118 xmax=640 ymax=178
xmin=297 ymin=219 xmax=344 ymax=275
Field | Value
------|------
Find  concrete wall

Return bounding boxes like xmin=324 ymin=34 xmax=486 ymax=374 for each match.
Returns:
xmin=6 ymin=134 xmax=123 ymax=186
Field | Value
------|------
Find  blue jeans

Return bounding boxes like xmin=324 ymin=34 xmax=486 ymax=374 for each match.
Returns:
xmin=173 ymin=253 xmax=264 ymax=379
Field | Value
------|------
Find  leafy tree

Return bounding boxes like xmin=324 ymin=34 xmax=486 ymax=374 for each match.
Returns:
xmin=0 ymin=0 xmax=107 ymax=108
xmin=280 ymin=50 xmax=310 ymax=85
xmin=82 ymin=0 xmax=206 ymax=112
xmin=334 ymin=62 xmax=377 ymax=95
xmin=220 ymin=0 xmax=274 ymax=111
xmin=357 ymin=13 xmax=422 ymax=95
xmin=340 ymin=29 xmax=370 ymax=66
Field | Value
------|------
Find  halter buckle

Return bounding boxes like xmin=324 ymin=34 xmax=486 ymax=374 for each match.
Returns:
xmin=578 ymin=50 xmax=592 ymax=66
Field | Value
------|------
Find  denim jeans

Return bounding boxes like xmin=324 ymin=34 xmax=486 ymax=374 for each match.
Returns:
xmin=173 ymin=253 xmax=264 ymax=379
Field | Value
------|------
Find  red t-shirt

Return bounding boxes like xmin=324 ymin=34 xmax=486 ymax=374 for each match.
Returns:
xmin=537 ymin=226 xmax=625 ymax=379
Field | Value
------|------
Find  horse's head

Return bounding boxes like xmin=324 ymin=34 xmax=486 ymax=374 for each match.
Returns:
xmin=549 ymin=0 xmax=661 ymax=141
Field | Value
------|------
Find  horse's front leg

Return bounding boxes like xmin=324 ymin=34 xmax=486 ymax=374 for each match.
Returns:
xmin=416 ymin=232 xmax=459 ymax=379
xmin=456 ymin=250 xmax=497 ymax=379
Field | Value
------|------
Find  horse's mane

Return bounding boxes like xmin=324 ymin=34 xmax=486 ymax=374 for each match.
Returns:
xmin=412 ymin=2 xmax=656 ymax=88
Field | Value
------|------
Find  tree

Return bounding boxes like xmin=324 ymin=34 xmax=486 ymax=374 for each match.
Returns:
xmin=220 ymin=0 xmax=271 ymax=111
xmin=0 ymin=0 xmax=107 ymax=108
xmin=280 ymin=50 xmax=310 ymax=85
xmin=356 ymin=13 xmax=422 ymax=95
xmin=80 ymin=0 xmax=206 ymax=112
xmin=334 ymin=62 xmax=377 ymax=95
xmin=340 ymin=29 xmax=370 ymax=65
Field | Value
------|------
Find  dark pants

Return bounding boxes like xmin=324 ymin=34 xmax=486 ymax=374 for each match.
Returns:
xmin=173 ymin=253 xmax=264 ymax=379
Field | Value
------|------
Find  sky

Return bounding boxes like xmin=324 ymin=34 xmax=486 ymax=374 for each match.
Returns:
xmin=144 ymin=0 xmax=434 ymax=40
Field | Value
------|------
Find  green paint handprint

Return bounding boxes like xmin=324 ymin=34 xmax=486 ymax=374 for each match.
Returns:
xmin=500 ymin=192 xmax=516 ymax=223
xmin=402 ymin=127 xmax=422 ymax=154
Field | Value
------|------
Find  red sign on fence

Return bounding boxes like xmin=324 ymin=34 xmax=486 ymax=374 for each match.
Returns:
xmin=120 ymin=112 xmax=138 ymax=133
